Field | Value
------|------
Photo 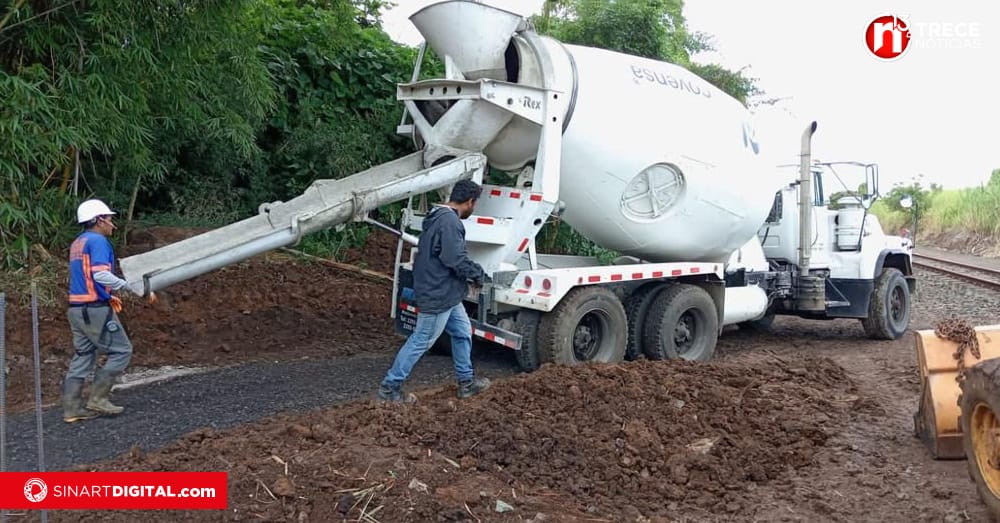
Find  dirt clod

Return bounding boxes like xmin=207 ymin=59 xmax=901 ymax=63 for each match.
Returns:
xmin=272 ymin=476 xmax=295 ymax=498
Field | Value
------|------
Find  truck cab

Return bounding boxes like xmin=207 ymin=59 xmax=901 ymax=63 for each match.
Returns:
xmin=756 ymin=160 xmax=915 ymax=336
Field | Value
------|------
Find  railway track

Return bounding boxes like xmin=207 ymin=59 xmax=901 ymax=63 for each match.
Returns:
xmin=912 ymin=252 xmax=1000 ymax=292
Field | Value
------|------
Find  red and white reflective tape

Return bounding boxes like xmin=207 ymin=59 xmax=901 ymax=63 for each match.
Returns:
xmin=574 ymin=266 xmax=710 ymax=284
xmin=485 ymin=187 xmax=545 ymax=202
xmin=472 ymin=328 xmax=518 ymax=349
xmin=399 ymin=303 xmax=418 ymax=314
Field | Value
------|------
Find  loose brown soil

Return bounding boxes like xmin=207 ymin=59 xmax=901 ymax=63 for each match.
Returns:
xmin=923 ymin=230 xmax=1000 ymax=258
xmin=64 ymin=356 xmax=854 ymax=522
xmin=2 ymin=226 xmax=399 ymax=414
xmin=4 ymin=226 xmax=999 ymax=522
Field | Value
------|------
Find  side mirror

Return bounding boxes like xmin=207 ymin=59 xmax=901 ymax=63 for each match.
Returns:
xmin=865 ymin=164 xmax=879 ymax=198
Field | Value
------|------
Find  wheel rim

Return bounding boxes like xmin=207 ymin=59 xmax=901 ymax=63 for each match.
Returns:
xmin=673 ymin=309 xmax=703 ymax=359
xmin=573 ymin=310 xmax=609 ymax=361
xmin=889 ymin=284 xmax=907 ymax=326
xmin=970 ymin=402 xmax=1000 ymax=498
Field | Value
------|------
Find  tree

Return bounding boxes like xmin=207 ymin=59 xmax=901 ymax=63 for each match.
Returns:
xmin=353 ymin=0 xmax=395 ymax=28
xmin=0 ymin=0 xmax=425 ymax=270
xmin=884 ymin=179 xmax=933 ymax=221
xmin=250 ymin=0 xmax=420 ymax=204
xmin=0 ymin=0 xmax=274 ymax=269
xmin=532 ymin=0 xmax=758 ymax=103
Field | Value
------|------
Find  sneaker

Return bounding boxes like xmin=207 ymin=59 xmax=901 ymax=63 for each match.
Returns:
xmin=457 ymin=377 xmax=491 ymax=399
xmin=376 ymin=384 xmax=416 ymax=403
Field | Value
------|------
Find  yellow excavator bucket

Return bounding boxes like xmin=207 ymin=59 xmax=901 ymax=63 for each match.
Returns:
xmin=915 ymin=324 xmax=1000 ymax=459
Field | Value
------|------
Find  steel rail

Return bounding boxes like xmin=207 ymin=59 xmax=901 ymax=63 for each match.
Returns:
xmin=912 ymin=253 xmax=1000 ymax=292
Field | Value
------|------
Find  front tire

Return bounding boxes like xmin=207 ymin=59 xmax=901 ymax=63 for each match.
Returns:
xmin=539 ymin=287 xmax=627 ymax=365
xmin=861 ymin=268 xmax=910 ymax=340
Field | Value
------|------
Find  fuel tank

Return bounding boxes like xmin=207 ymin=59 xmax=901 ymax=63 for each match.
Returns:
xmin=409 ymin=1 xmax=780 ymax=262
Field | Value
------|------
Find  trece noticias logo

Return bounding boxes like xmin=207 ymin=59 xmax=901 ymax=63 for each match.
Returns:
xmin=865 ymin=14 xmax=911 ymax=60
xmin=23 ymin=478 xmax=47 ymax=503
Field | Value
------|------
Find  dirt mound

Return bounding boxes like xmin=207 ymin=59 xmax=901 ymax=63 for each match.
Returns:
xmin=3 ymin=250 xmax=397 ymax=414
xmin=340 ymin=227 xmax=411 ymax=275
xmin=122 ymin=226 xmax=214 ymax=255
xmin=79 ymin=355 xmax=854 ymax=522
xmin=922 ymin=230 xmax=1000 ymax=258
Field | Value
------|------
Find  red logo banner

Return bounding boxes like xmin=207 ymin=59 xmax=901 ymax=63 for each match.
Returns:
xmin=0 ymin=472 xmax=227 ymax=510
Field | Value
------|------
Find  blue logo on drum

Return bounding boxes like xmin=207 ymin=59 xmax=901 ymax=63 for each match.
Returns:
xmin=742 ymin=122 xmax=760 ymax=155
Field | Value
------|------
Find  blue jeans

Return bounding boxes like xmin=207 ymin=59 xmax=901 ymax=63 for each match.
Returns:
xmin=382 ymin=303 xmax=474 ymax=387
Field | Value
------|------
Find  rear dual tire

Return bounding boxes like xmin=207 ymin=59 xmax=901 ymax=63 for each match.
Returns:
xmin=539 ymin=287 xmax=627 ymax=365
xmin=641 ymin=284 xmax=718 ymax=362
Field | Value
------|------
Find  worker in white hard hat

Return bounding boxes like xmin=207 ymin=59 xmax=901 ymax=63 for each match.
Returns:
xmin=62 ymin=199 xmax=156 ymax=423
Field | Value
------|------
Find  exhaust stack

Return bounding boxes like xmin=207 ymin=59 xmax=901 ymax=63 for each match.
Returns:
xmin=798 ymin=121 xmax=818 ymax=275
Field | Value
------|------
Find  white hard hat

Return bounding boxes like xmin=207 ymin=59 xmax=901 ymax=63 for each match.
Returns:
xmin=77 ymin=199 xmax=117 ymax=224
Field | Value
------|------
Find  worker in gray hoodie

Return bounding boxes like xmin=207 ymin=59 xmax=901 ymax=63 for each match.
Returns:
xmin=377 ymin=179 xmax=491 ymax=402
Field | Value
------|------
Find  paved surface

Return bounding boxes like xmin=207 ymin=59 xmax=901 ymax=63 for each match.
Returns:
xmin=2 ymin=348 xmax=519 ymax=471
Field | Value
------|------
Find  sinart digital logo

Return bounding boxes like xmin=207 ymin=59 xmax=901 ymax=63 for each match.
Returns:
xmin=23 ymin=478 xmax=48 ymax=503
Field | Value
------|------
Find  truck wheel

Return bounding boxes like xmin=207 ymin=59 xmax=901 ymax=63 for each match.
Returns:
xmin=860 ymin=268 xmax=910 ymax=340
xmin=539 ymin=286 xmax=627 ymax=365
xmin=513 ymin=310 xmax=543 ymax=372
xmin=960 ymin=359 xmax=1000 ymax=520
xmin=642 ymin=284 xmax=718 ymax=362
xmin=624 ymin=284 xmax=667 ymax=361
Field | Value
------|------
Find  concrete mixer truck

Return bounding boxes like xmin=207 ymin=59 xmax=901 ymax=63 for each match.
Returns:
xmin=119 ymin=0 xmax=915 ymax=371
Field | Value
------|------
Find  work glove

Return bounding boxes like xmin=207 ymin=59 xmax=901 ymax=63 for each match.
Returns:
xmin=110 ymin=296 xmax=123 ymax=314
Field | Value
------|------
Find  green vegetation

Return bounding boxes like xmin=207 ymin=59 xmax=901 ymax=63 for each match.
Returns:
xmin=0 ymin=0 xmax=416 ymax=276
xmin=871 ymin=170 xmax=1000 ymax=241
xmin=534 ymin=0 xmax=758 ymax=103
xmin=1 ymin=0 xmax=274 ymax=271
xmin=5 ymin=0 xmax=991 ymax=287
xmin=2 ymin=0 xmax=764 ymax=282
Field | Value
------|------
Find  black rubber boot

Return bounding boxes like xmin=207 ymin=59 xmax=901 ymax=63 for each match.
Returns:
xmin=457 ymin=377 xmax=491 ymax=399
xmin=86 ymin=371 xmax=124 ymax=415
xmin=62 ymin=378 xmax=98 ymax=423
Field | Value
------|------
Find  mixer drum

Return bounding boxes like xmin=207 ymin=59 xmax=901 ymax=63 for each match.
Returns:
xmin=409 ymin=1 xmax=780 ymax=263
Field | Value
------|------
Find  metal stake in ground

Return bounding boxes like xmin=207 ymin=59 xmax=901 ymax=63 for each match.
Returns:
xmin=1 ymin=292 xmax=7 ymax=523
xmin=30 ymin=283 xmax=48 ymax=523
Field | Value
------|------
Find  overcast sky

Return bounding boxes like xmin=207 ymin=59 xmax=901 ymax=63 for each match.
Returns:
xmin=383 ymin=1 xmax=999 ymax=190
